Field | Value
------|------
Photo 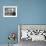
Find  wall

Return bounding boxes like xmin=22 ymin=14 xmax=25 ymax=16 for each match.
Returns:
xmin=0 ymin=0 xmax=46 ymax=44
xmin=0 ymin=0 xmax=18 ymax=44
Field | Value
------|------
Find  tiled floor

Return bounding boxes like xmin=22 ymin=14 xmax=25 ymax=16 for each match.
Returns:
xmin=19 ymin=40 xmax=46 ymax=46
xmin=0 ymin=44 xmax=18 ymax=46
xmin=0 ymin=40 xmax=46 ymax=46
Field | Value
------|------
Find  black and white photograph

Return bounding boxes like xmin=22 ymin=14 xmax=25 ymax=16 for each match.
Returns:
xmin=3 ymin=6 xmax=17 ymax=17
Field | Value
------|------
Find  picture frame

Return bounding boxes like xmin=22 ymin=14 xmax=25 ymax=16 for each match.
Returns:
xmin=3 ymin=6 xmax=17 ymax=17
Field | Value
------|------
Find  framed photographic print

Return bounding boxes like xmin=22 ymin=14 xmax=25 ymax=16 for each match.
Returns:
xmin=3 ymin=6 xmax=17 ymax=17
